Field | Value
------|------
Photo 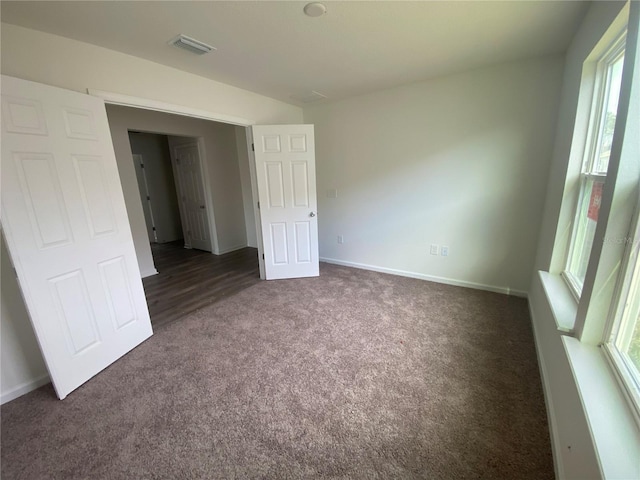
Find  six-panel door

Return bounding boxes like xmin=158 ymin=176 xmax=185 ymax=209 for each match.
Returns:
xmin=170 ymin=141 xmax=211 ymax=252
xmin=253 ymin=125 xmax=319 ymax=280
xmin=1 ymin=75 xmax=153 ymax=399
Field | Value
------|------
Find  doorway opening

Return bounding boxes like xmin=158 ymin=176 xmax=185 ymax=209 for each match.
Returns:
xmin=128 ymin=131 xmax=213 ymax=253
xmin=105 ymin=104 xmax=263 ymax=328
xmin=129 ymin=132 xmax=185 ymax=249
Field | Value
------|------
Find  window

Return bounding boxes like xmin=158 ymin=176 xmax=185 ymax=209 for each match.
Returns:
xmin=564 ymin=36 xmax=626 ymax=297
xmin=541 ymin=4 xmax=640 ymax=471
xmin=605 ymin=216 xmax=640 ymax=416
xmin=595 ymin=25 xmax=640 ymax=419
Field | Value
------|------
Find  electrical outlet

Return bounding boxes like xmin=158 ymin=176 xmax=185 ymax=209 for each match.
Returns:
xmin=441 ymin=246 xmax=449 ymax=257
xmin=337 ymin=235 xmax=344 ymax=244
xmin=327 ymin=189 xmax=338 ymax=198
xmin=430 ymin=244 xmax=439 ymax=255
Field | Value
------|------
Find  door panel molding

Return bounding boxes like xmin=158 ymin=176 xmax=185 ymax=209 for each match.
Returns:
xmin=252 ymin=125 xmax=319 ymax=280
xmin=167 ymin=138 xmax=215 ymax=253
xmin=1 ymin=75 xmax=153 ymax=399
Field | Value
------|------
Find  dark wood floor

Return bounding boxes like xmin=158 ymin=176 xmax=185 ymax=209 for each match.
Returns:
xmin=142 ymin=241 xmax=260 ymax=329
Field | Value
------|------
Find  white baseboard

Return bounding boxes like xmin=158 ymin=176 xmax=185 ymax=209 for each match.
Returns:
xmin=141 ymin=268 xmax=158 ymax=278
xmin=216 ymin=244 xmax=249 ymax=255
xmin=528 ymin=302 xmax=563 ymax=480
xmin=1 ymin=374 xmax=50 ymax=405
xmin=319 ymin=257 xmax=528 ymax=297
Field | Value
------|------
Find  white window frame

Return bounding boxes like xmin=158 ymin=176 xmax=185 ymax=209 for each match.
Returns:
xmin=563 ymin=33 xmax=627 ymax=299
xmin=603 ymin=195 xmax=640 ymax=425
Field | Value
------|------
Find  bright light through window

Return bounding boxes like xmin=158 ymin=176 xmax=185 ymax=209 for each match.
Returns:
xmin=609 ymin=237 xmax=640 ymax=406
xmin=565 ymin=46 xmax=625 ymax=295
xmin=594 ymin=54 xmax=624 ymax=173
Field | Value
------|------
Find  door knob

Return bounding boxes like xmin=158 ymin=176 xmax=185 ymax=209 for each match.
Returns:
xmin=309 ymin=212 xmax=316 ymax=217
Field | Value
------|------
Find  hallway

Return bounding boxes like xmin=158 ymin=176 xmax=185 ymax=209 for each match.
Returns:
xmin=142 ymin=242 xmax=260 ymax=329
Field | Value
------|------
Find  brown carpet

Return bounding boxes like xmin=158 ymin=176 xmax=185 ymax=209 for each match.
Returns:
xmin=1 ymin=263 xmax=553 ymax=479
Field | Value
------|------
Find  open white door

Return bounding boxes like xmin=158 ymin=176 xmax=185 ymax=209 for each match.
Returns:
xmin=252 ymin=125 xmax=319 ymax=279
xmin=1 ymin=76 xmax=153 ymax=399
xmin=168 ymin=140 xmax=212 ymax=252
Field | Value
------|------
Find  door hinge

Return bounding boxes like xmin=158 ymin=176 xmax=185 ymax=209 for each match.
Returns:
xmin=146 ymin=195 xmax=150 ymax=200
xmin=257 ymin=201 xmax=260 ymax=209
xmin=140 ymin=163 xmax=145 ymax=169
xmin=262 ymin=253 xmax=264 ymax=260
xmin=252 ymin=143 xmax=255 ymax=152
xmin=152 ymin=226 xmax=156 ymax=231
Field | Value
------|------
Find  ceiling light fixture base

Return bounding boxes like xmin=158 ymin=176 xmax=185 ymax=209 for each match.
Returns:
xmin=304 ymin=2 xmax=327 ymax=18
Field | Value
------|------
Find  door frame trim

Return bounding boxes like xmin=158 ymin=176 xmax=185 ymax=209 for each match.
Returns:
xmin=245 ymin=128 xmax=265 ymax=279
xmin=88 ymin=89 xmax=253 ymax=127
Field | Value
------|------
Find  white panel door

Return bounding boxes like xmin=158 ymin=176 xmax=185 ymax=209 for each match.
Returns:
xmin=252 ymin=125 xmax=319 ymax=279
xmin=170 ymin=142 xmax=211 ymax=252
xmin=1 ymin=75 xmax=153 ymax=399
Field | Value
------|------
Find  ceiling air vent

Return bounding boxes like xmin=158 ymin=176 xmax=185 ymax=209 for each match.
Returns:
xmin=169 ymin=34 xmax=216 ymax=55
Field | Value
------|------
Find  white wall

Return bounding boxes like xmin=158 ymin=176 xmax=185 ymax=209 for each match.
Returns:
xmin=106 ymin=105 xmax=250 ymax=273
xmin=528 ymin=2 xmax=628 ymax=478
xmin=1 ymin=234 xmax=50 ymax=404
xmin=129 ymin=132 xmax=183 ymax=244
xmin=304 ymin=56 xmax=564 ymax=295
xmin=0 ymin=23 xmax=303 ymax=125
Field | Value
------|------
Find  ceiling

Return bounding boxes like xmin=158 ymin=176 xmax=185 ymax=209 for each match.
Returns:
xmin=1 ymin=1 xmax=588 ymax=106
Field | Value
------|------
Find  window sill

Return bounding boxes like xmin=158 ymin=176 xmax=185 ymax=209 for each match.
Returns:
xmin=563 ymin=336 xmax=640 ymax=479
xmin=539 ymin=271 xmax=578 ymax=333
